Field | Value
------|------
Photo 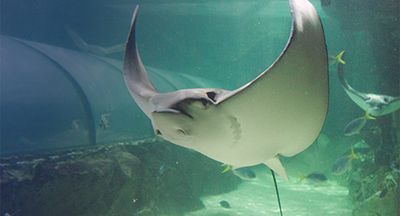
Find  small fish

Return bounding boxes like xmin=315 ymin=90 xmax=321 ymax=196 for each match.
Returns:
xmin=332 ymin=149 xmax=359 ymax=175
xmin=99 ymin=113 xmax=111 ymax=130
xmin=219 ymin=200 xmax=231 ymax=209
xmin=328 ymin=50 xmax=345 ymax=68
xmin=343 ymin=112 xmax=375 ymax=136
xmin=300 ymin=171 xmax=327 ymax=183
xmin=344 ymin=117 xmax=367 ymax=136
xmin=232 ymin=167 xmax=256 ymax=180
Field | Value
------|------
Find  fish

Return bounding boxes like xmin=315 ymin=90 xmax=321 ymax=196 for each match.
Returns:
xmin=331 ymin=149 xmax=359 ymax=176
xmin=232 ymin=167 xmax=256 ymax=180
xmin=332 ymin=155 xmax=352 ymax=176
xmin=299 ymin=171 xmax=327 ymax=183
xmin=219 ymin=200 xmax=231 ymax=209
xmin=99 ymin=113 xmax=111 ymax=130
xmin=343 ymin=115 xmax=369 ymax=136
xmin=123 ymin=0 xmax=328 ymax=181
xmin=328 ymin=50 xmax=346 ymax=68
xmin=343 ymin=112 xmax=377 ymax=136
xmin=336 ymin=51 xmax=400 ymax=117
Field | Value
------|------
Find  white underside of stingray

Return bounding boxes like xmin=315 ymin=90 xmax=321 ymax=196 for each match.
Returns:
xmin=336 ymin=56 xmax=400 ymax=117
xmin=123 ymin=0 xmax=328 ymax=180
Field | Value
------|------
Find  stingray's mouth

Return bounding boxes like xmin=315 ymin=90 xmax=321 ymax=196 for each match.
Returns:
xmin=174 ymin=107 xmax=193 ymax=119
xmin=153 ymin=108 xmax=193 ymax=119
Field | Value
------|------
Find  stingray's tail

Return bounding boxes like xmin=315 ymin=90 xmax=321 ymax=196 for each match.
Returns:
xmin=271 ymin=169 xmax=283 ymax=216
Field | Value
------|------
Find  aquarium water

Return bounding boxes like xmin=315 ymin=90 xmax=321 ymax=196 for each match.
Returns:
xmin=1 ymin=0 xmax=399 ymax=215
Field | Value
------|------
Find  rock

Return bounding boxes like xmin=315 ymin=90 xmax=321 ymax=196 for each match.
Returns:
xmin=353 ymin=187 xmax=398 ymax=216
xmin=1 ymin=139 xmax=241 ymax=216
xmin=1 ymin=146 xmax=143 ymax=216
xmin=111 ymin=151 xmax=141 ymax=178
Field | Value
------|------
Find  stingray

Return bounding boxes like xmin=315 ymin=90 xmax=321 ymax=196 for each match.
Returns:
xmin=337 ymin=52 xmax=400 ymax=117
xmin=65 ymin=26 xmax=124 ymax=56
xmin=123 ymin=0 xmax=328 ymax=181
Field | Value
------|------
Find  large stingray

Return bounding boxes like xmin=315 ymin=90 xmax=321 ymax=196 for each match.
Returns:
xmin=337 ymin=53 xmax=400 ymax=117
xmin=123 ymin=0 xmax=328 ymax=180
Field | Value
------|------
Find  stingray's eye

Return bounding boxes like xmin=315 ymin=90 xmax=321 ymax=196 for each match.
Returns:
xmin=206 ymin=91 xmax=217 ymax=102
xmin=383 ymin=97 xmax=389 ymax=103
xmin=155 ymin=129 xmax=162 ymax=136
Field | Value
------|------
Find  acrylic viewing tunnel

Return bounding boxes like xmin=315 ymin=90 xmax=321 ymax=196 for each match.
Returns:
xmin=0 ymin=35 xmax=218 ymax=155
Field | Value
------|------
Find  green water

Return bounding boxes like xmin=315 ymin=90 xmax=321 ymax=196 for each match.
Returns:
xmin=1 ymin=0 xmax=399 ymax=215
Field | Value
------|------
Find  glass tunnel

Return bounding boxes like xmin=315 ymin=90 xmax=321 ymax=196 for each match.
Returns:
xmin=0 ymin=0 xmax=399 ymax=216
xmin=1 ymin=35 xmax=220 ymax=155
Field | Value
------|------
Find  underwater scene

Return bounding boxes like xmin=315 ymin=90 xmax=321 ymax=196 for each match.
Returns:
xmin=0 ymin=0 xmax=399 ymax=215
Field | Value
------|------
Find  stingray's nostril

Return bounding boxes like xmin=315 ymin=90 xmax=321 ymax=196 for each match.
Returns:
xmin=156 ymin=129 xmax=162 ymax=136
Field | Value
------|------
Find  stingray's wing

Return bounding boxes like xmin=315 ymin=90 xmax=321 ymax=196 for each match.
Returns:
xmin=336 ymin=55 xmax=370 ymax=110
xmin=123 ymin=6 xmax=158 ymax=117
xmin=216 ymin=0 xmax=328 ymax=160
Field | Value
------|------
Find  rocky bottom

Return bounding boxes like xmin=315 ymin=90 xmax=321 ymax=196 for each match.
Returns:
xmin=1 ymin=138 xmax=241 ymax=216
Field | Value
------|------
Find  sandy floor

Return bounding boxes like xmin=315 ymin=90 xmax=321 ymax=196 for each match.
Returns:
xmin=186 ymin=167 xmax=352 ymax=216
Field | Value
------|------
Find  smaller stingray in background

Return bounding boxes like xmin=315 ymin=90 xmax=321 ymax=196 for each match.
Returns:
xmin=299 ymin=171 xmax=327 ymax=183
xmin=65 ymin=26 xmax=124 ymax=56
xmin=336 ymin=51 xmax=400 ymax=118
xmin=232 ymin=167 xmax=256 ymax=180
xmin=331 ymin=149 xmax=359 ymax=176
xmin=343 ymin=112 xmax=376 ymax=136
